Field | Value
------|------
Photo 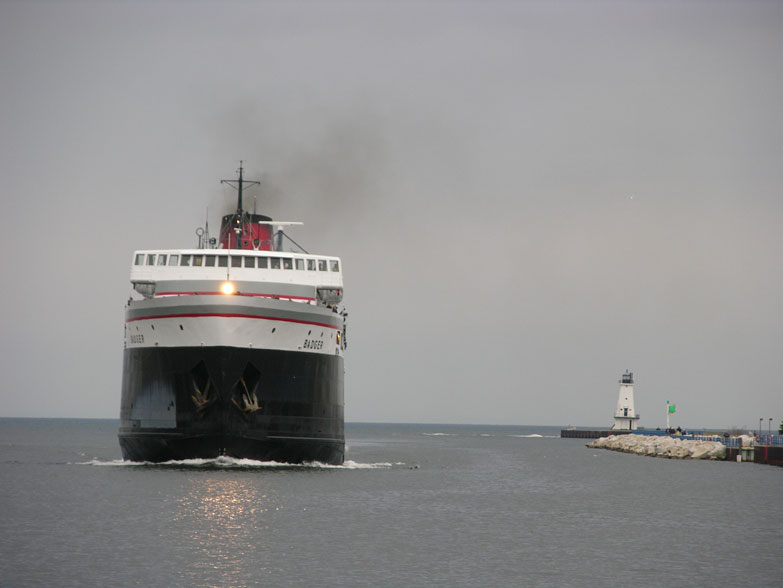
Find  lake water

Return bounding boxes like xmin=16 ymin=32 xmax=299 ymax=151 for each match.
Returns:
xmin=1 ymin=419 xmax=781 ymax=587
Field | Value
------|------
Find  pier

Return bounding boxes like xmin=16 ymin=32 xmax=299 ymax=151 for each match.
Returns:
xmin=560 ymin=429 xmax=632 ymax=439
xmin=723 ymin=435 xmax=783 ymax=466
xmin=571 ymin=431 xmax=783 ymax=466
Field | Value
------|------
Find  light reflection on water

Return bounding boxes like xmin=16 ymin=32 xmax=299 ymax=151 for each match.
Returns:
xmin=173 ymin=477 xmax=280 ymax=585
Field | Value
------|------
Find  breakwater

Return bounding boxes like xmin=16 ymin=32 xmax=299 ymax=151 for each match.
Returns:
xmin=587 ymin=434 xmax=726 ymax=460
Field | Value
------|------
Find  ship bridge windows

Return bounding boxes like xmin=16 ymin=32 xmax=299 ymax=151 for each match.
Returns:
xmin=132 ymin=251 xmax=340 ymax=276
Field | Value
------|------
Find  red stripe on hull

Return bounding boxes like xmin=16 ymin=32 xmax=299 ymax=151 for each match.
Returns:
xmin=126 ymin=312 xmax=339 ymax=329
xmin=154 ymin=291 xmax=315 ymax=301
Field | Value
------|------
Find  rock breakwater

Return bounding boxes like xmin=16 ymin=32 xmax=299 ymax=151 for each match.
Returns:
xmin=587 ymin=434 xmax=726 ymax=460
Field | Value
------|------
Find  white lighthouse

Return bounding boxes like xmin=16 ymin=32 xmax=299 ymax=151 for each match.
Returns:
xmin=611 ymin=370 xmax=640 ymax=431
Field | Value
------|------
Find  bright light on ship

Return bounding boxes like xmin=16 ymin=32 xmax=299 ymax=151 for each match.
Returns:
xmin=221 ymin=282 xmax=235 ymax=295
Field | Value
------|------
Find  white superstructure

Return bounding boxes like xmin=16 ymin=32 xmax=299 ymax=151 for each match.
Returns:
xmin=124 ymin=248 xmax=346 ymax=356
xmin=130 ymin=249 xmax=343 ymax=299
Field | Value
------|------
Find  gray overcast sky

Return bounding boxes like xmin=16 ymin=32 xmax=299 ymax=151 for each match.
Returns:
xmin=1 ymin=0 xmax=781 ymax=429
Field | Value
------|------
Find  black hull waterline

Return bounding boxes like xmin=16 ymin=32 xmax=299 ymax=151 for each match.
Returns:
xmin=118 ymin=346 xmax=345 ymax=464
xmin=118 ymin=432 xmax=344 ymax=464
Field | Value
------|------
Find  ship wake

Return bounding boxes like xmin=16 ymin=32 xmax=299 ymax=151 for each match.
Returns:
xmin=77 ymin=457 xmax=395 ymax=470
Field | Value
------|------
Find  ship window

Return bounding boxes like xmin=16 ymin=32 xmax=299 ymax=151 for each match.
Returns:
xmin=295 ymin=259 xmax=304 ymax=270
xmin=135 ymin=254 xmax=144 ymax=265
xmin=244 ymin=256 xmax=256 ymax=268
xmin=282 ymin=258 xmax=293 ymax=270
xmin=231 ymin=256 xmax=241 ymax=268
xmin=193 ymin=255 xmax=203 ymax=267
xmin=168 ymin=254 xmax=179 ymax=266
xmin=318 ymin=259 xmax=327 ymax=271
xmin=205 ymin=255 xmax=216 ymax=267
xmin=330 ymin=260 xmax=339 ymax=272
xmin=307 ymin=259 xmax=316 ymax=271
xmin=257 ymin=257 xmax=268 ymax=268
xmin=157 ymin=254 xmax=167 ymax=265
xmin=147 ymin=254 xmax=156 ymax=265
xmin=218 ymin=255 xmax=228 ymax=268
xmin=271 ymin=257 xmax=281 ymax=269
xmin=180 ymin=255 xmax=191 ymax=266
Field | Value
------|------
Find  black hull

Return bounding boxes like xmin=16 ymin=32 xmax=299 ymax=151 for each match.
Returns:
xmin=118 ymin=346 xmax=344 ymax=464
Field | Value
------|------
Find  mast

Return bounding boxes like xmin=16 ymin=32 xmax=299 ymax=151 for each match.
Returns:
xmin=221 ymin=160 xmax=260 ymax=216
xmin=238 ymin=163 xmax=244 ymax=213
xmin=220 ymin=161 xmax=261 ymax=249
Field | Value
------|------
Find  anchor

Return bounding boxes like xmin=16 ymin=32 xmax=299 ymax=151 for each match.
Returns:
xmin=191 ymin=376 xmax=216 ymax=412
xmin=231 ymin=377 xmax=261 ymax=413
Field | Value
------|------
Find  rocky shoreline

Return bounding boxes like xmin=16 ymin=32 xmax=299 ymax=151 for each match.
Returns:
xmin=587 ymin=434 xmax=727 ymax=460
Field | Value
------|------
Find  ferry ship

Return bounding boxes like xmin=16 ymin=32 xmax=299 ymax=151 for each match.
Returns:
xmin=118 ymin=163 xmax=346 ymax=464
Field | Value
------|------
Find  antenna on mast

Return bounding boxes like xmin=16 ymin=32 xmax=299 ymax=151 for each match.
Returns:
xmin=220 ymin=161 xmax=261 ymax=217
xmin=204 ymin=207 xmax=210 ymax=247
xmin=195 ymin=207 xmax=216 ymax=249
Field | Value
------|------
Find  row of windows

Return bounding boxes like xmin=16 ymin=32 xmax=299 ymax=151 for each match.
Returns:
xmin=135 ymin=253 xmax=340 ymax=272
